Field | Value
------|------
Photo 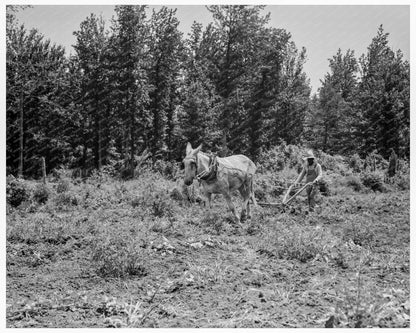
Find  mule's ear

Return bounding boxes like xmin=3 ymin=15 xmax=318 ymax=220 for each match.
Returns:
xmin=193 ymin=144 xmax=203 ymax=155
xmin=186 ymin=142 xmax=192 ymax=155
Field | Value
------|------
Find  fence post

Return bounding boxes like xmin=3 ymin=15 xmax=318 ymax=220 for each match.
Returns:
xmin=41 ymin=157 xmax=47 ymax=184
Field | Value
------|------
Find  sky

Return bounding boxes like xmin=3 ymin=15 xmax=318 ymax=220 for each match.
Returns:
xmin=14 ymin=5 xmax=410 ymax=94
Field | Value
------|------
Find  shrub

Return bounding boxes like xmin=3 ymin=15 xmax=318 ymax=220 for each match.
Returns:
xmin=317 ymin=178 xmax=331 ymax=196
xmin=170 ymin=187 xmax=184 ymax=201
xmin=6 ymin=176 xmax=30 ymax=207
xmin=395 ymin=173 xmax=410 ymax=191
xmin=255 ymin=170 xmax=295 ymax=202
xmin=32 ymin=184 xmax=50 ymax=204
xmin=100 ymin=164 xmax=118 ymax=178
xmin=346 ymin=176 xmax=363 ymax=192
xmin=152 ymin=160 xmax=181 ymax=180
xmin=269 ymin=225 xmax=343 ymax=263
xmin=91 ymin=234 xmax=147 ymax=278
xmin=362 ymin=151 xmax=389 ymax=174
xmin=318 ymin=151 xmax=348 ymax=175
xmin=56 ymin=179 xmax=70 ymax=193
xmin=257 ymin=142 xmax=306 ymax=172
xmin=361 ymin=172 xmax=386 ymax=192
xmin=347 ymin=153 xmax=364 ymax=173
xmin=55 ymin=192 xmax=78 ymax=207
xmin=152 ymin=196 xmax=174 ymax=218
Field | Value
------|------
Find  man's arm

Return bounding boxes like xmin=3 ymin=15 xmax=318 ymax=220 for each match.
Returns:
xmin=313 ymin=164 xmax=323 ymax=183
xmin=294 ymin=168 xmax=305 ymax=184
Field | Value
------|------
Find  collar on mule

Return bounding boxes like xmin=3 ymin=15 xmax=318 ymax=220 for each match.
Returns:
xmin=196 ymin=153 xmax=218 ymax=182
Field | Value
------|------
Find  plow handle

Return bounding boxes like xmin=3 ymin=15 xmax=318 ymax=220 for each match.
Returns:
xmin=282 ymin=182 xmax=314 ymax=205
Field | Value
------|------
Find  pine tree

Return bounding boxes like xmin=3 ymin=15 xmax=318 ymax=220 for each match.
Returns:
xmin=311 ymin=49 xmax=358 ymax=154
xmin=73 ymin=14 xmax=110 ymax=171
xmin=205 ymin=5 xmax=271 ymax=155
xmin=269 ymin=42 xmax=310 ymax=147
xmin=7 ymin=14 xmax=69 ymax=177
xmin=178 ymin=21 xmax=221 ymax=154
xmin=246 ymin=28 xmax=291 ymax=158
xmin=148 ymin=7 xmax=184 ymax=160
xmin=110 ymin=5 xmax=151 ymax=176
xmin=357 ymin=26 xmax=410 ymax=158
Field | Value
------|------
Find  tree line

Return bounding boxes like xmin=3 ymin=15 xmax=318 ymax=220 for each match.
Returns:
xmin=6 ymin=5 xmax=410 ymax=178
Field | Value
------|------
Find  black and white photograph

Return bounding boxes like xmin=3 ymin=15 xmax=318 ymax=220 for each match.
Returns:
xmin=4 ymin=1 xmax=412 ymax=329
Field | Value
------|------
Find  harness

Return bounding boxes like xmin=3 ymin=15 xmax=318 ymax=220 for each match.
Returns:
xmin=184 ymin=153 xmax=218 ymax=182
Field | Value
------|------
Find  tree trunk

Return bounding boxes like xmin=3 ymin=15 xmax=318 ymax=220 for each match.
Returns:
xmin=323 ymin=122 xmax=329 ymax=152
xmin=130 ymin=107 xmax=135 ymax=178
xmin=41 ymin=157 xmax=46 ymax=184
xmin=82 ymin=111 xmax=88 ymax=178
xmin=97 ymin=113 xmax=102 ymax=170
xmin=82 ymin=142 xmax=87 ymax=178
xmin=18 ymin=87 xmax=24 ymax=178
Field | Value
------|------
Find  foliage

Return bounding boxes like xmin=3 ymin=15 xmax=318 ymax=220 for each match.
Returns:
xmin=91 ymin=233 xmax=148 ymax=278
xmin=148 ymin=7 xmax=185 ymax=160
xmin=305 ymin=27 xmax=409 ymax=160
xmin=152 ymin=159 xmax=181 ymax=180
xmin=54 ymin=192 xmax=78 ymax=208
xmin=317 ymin=178 xmax=331 ymax=196
xmin=260 ymin=223 xmax=345 ymax=264
xmin=348 ymin=154 xmax=365 ymax=173
xmin=329 ymin=273 xmax=409 ymax=328
xmin=32 ymin=184 xmax=50 ymax=204
xmin=345 ymin=176 xmax=363 ymax=192
xmin=317 ymin=151 xmax=348 ymax=174
xmin=56 ymin=179 xmax=71 ymax=193
xmin=5 ymin=7 xmax=409 ymax=182
xmin=394 ymin=173 xmax=410 ymax=191
xmin=6 ymin=21 xmax=69 ymax=177
xmin=306 ymin=49 xmax=358 ymax=155
xmin=6 ymin=176 xmax=29 ymax=207
xmin=361 ymin=172 xmax=386 ymax=192
xmin=357 ymin=26 xmax=410 ymax=159
xmin=257 ymin=142 xmax=307 ymax=172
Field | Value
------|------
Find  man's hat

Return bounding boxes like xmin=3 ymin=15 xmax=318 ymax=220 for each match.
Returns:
xmin=303 ymin=150 xmax=316 ymax=160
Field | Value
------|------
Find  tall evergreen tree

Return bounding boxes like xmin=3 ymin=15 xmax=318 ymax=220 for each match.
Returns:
xmin=110 ymin=5 xmax=151 ymax=176
xmin=7 ymin=14 xmax=69 ymax=177
xmin=73 ymin=14 xmax=110 ymax=171
xmin=246 ymin=27 xmax=291 ymax=158
xmin=148 ymin=7 xmax=184 ymax=160
xmin=205 ymin=5 xmax=270 ymax=155
xmin=310 ymin=49 xmax=358 ymax=154
xmin=271 ymin=43 xmax=310 ymax=146
xmin=178 ymin=22 xmax=221 ymax=154
xmin=357 ymin=26 xmax=410 ymax=158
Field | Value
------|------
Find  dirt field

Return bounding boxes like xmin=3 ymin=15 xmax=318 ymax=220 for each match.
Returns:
xmin=6 ymin=174 xmax=410 ymax=328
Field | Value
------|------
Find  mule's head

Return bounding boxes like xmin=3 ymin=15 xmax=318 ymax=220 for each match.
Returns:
xmin=183 ymin=142 xmax=202 ymax=186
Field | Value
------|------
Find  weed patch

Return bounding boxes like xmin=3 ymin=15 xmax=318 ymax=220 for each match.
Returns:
xmin=345 ymin=176 xmax=363 ymax=192
xmin=91 ymin=233 xmax=148 ymax=278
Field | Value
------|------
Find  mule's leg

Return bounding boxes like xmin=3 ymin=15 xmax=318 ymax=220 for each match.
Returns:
xmin=224 ymin=193 xmax=240 ymax=223
xmin=238 ymin=187 xmax=249 ymax=221
xmin=248 ymin=181 xmax=257 ymax=219
xmin=205 ymin=192 xmax=212 ymax=209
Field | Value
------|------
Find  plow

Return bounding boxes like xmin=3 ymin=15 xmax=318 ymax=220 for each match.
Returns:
xmin=257 ymin=182 xmax=314 ymax=209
